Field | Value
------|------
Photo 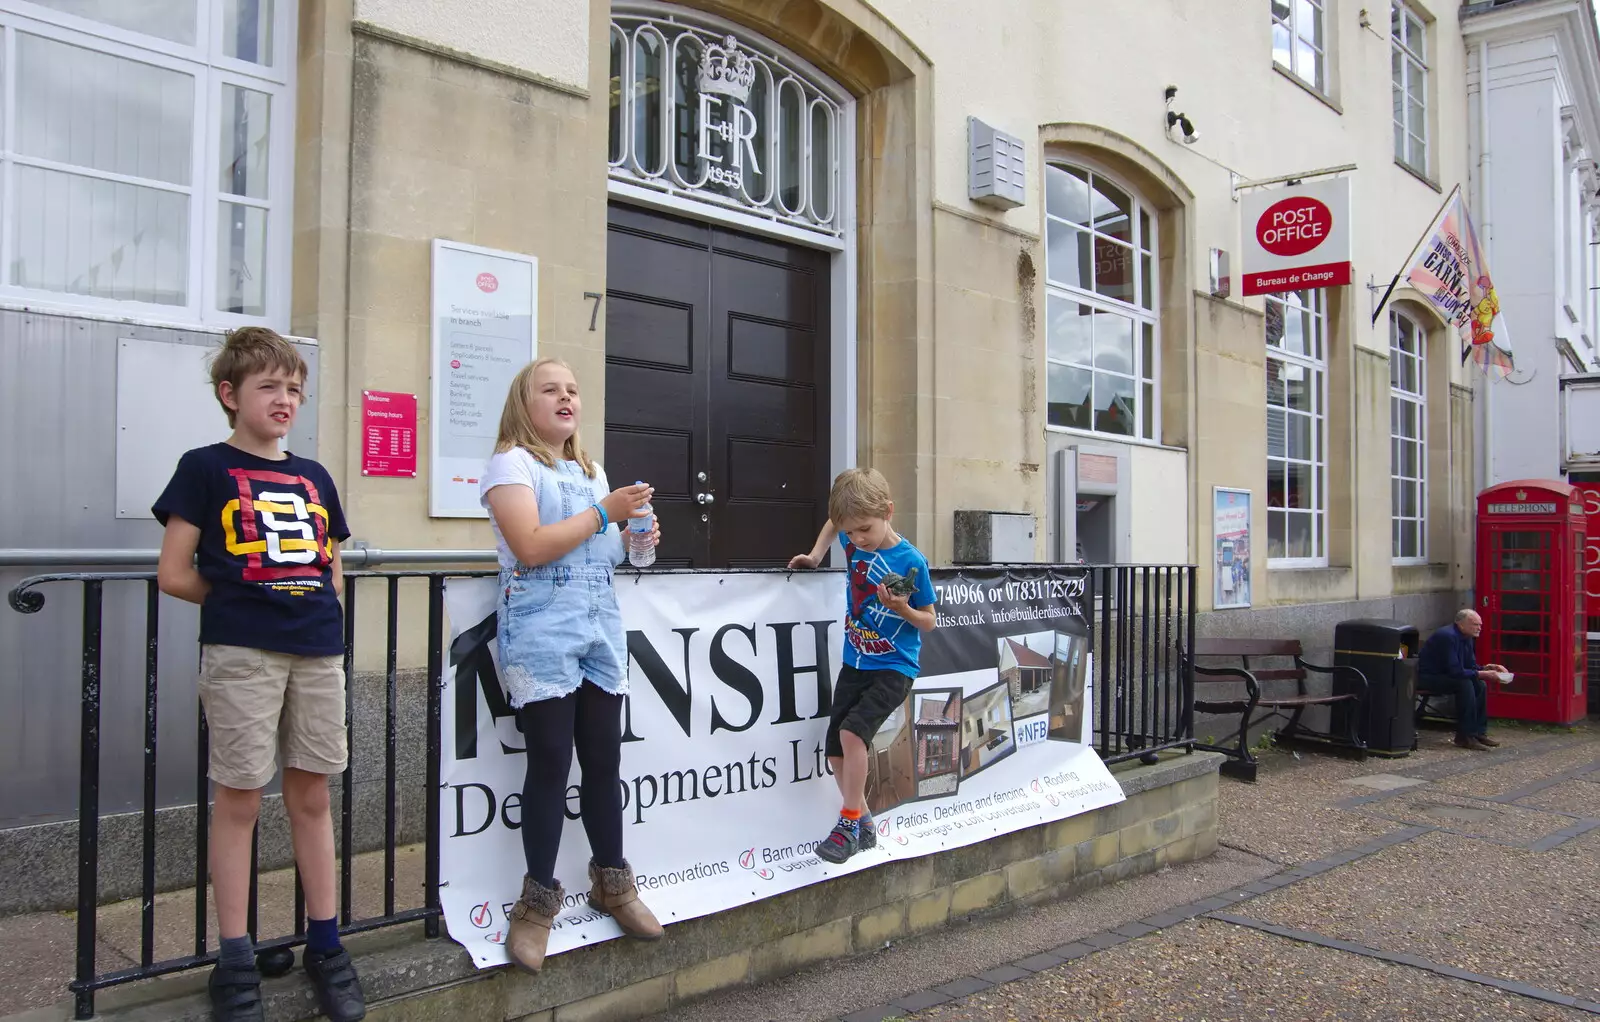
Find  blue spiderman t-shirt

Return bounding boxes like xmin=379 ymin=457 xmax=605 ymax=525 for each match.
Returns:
xmin=840 ymin=533 xmax=938 ymax=678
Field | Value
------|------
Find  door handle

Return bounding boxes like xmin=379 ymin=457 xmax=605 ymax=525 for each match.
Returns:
xmin=696 ymin=492 xmax=716 ymax=505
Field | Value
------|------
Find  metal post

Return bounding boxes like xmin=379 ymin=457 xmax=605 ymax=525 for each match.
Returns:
xmin=424 ymin=576 xmax=444 ymax=939
xmin=1118 ymin=567 xmax=1132 ymax=754
xmin=384 ymin=576 xmax=399 ymax=917
xmin=247 ymin=828 xmax=260 ymax=940
xmin=1140 ymin=567 xmax=1154 ymax=760
xmin=1162 ymin=567 xmax=1174 ymax=748
xmin=194 ymin=654 xmax=210 ymax=958
xmin=74 ymin=581 xmax=103 ymax=1021
xmin=1098 ymin=568 xmax=1113 ymax=758
xmin=1185 ymin=567 xmax=1198 ymax=744
xmin=141 ymin=581 xmax=160 ymax=968
xmin=340 ymin=580 xmax=356 ymax=926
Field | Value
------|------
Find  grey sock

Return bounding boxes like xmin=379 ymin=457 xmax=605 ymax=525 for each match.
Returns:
xmin=219 ymin=935 xmax=255 ymax=971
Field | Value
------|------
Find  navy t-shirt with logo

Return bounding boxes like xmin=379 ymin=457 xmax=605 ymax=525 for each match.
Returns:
xmin=152 ymin=443 xmax=349 ymax=656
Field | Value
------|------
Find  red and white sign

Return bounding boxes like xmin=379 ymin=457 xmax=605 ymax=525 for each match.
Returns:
xmin=475 ymin=272 xmax=498 ymax=293
xmin=1239 ymin=177 xmax=1353 ymax=296
xmin=362 ymin=390 xmax=418 ymax=478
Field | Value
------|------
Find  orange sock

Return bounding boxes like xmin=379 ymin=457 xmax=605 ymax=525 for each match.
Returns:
xmin=841 ymin=807 xmax=862 ymax=822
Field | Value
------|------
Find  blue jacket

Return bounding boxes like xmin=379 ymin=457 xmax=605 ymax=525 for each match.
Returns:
xmin=1417 ymin=624 xmax=1479 ymax=682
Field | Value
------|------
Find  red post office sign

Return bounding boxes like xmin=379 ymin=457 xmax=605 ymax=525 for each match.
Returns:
xmin=362 ymin=390 xmax=418 ymax=478
xmin=1239 ymin=177 xmax=1353 ymax=296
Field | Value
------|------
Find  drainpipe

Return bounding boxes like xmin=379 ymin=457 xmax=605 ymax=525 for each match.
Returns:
xmin=1479 ymin=38 xmax=1494 ymax=494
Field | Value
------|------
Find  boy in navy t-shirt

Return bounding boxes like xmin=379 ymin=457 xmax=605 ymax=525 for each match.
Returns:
xmin=152 ymin=328 xmax=364 ymax=1022
xmin=789 ymin=468 xmax=938 ymax=863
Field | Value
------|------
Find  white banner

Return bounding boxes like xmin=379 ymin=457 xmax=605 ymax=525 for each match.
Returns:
xmin=440 ymin=569 xmax=1124 ymax=967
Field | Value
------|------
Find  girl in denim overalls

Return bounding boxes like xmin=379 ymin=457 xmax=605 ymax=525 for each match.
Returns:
xmin=479 ymin=358 xmax=663 ymax=972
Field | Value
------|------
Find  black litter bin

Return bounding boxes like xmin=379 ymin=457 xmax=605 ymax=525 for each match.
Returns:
xmin=1332 ymin=619 xmax=1420 ymax=756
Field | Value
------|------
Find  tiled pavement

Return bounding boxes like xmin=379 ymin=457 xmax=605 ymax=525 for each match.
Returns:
xmin=826 ymin=724 xmax=1600 ymax=1022
xmin=644 ymin=720 xmax=1598 ymax=1022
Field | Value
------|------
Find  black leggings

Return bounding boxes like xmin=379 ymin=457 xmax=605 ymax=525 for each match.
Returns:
xmin=515 ymin=682 xmax=626 ymax=887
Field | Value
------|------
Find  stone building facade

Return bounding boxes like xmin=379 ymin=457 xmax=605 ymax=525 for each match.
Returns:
xmin=2 ymin=0 xmax=1517 ymax=683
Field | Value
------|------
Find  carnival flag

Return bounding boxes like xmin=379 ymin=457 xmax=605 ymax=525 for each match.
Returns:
xmin=1383 ymin=186 xmax=1514 ymax=377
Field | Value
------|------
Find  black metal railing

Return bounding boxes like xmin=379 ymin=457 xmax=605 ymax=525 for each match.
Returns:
xmin=1089 ymin=565 xmax=1197 ymax=765
xmin=7 ymin=562 xmax=1196 ymax=1018
xmin=6 ymin=569 xmax=490 ymax=1020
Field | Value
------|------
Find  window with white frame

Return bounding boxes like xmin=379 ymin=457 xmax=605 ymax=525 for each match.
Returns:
xmin=0 ymin=1 xmax=293 ymax=325
xmin=1391 ymin=2 xmax=1428 ymax=173
xmin=1390 ymin=311 xmax=1427 ymax=561
xmin=1043 ymin=163 xmax=1158 ymax=442
xmin=1265 ymin=290 xmax=1327 ymax=564
xmin=1272 ymin=0 xmax=1326 ymax=92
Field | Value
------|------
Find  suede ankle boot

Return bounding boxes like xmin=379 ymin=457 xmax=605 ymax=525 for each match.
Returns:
xmin=586 ymin=859 xmax=664 ymax=941
xmin=507 ymin=875 xmax=564 ymax=972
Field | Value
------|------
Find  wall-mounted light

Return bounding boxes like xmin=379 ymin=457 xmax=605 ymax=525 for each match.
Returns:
xmin=1164 ymin=86 xmax=1200 ymax=145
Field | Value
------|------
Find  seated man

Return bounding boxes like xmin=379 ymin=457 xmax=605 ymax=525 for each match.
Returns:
xmin=1417 ymin=609 xmax=1508 ymax=751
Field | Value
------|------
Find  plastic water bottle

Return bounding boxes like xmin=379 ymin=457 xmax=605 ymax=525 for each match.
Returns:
xmin=627 ymin=483 xmax=656 ymax=568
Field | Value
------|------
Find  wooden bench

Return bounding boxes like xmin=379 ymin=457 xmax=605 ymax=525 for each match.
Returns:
xmin=1179 ymin=638 xmax=1370 ymax=782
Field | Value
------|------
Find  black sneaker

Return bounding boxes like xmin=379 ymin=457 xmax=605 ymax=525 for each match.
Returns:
xmin=816 ymin=816 xmax=860 ymax=863
xmin=859 ymin=815 xmax=878 ymax=851
xmin=304 ymin=948 xmax=367 ymax=1022
xmin=208 ymin=964 xmax=264 ymax=1022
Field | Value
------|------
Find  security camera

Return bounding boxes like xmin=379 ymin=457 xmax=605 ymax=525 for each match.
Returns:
xmin=1163 ymin=86 xmax=1199 ymax=145
xmin=1166 ymin=110 xmax=1200 ymax=145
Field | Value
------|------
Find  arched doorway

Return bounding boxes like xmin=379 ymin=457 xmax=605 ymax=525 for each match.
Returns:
xmin=603 ymin=3 xmax=852 ymax=567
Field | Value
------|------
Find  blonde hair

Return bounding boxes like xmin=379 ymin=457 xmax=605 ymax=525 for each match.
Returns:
xmin=828 ymin=467 xmax=894 ymax=524
xmin=209 ymin=326 xmax=307 ymax=427
xmin=494 ymin=358 xmax=597 ymax=478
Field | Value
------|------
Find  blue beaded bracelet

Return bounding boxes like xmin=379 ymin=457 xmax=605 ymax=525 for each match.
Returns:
xmin=591 ymin=503 xmax=609 ymax=533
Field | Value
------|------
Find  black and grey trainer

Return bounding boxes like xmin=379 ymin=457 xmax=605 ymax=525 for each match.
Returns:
xmin=816 ymin=815 xmax=860 ymax=863
xmin=207 ymin=964 xmax=264 ymax=1022
xmin=859 ymin=814 xmax=878 ymax=850
xmin=304 ymin=948 xmax=367 ymax=1022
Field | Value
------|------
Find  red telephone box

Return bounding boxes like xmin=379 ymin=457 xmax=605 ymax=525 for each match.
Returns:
xmin=1475 ymin=480 xmax=1588 ymax=725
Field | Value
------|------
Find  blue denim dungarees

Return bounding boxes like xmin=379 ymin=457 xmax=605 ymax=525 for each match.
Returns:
xmin=496 ymin=460 xmax=627 ymax=708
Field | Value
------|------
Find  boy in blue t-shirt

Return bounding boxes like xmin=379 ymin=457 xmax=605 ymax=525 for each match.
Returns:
xmin=152 ymin=328 xmax=364 ymax=1022
xmin=789 ymin=468 xmax=938 ymax=863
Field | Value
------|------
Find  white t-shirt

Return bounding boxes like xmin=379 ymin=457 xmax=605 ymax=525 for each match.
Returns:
xmin=478 ymin=447 xmax=621 ymax=569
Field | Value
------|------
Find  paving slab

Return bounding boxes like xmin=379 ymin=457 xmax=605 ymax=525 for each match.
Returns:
xmin=899 ymin=919 xmax=1595 ymax=1021
xmin=1246 ymin=829 xmax=1600 ymax=1005
xmin=0 ymin=910 xmax=133 ymax=1018
xmin=1516 ymin=777 xmax=1600 ymax=817
xmin=642 ymin=846 xmax=1278 ymax=1022
xmin=89 ymin=843 xmax=428 ymax=968
xmin=1217 ymin=769 xmax=1409 ymax=864
xmin=1339 ymin=772 xmax=1428 ymax=792
xmin=1355 ymin=790 xmax=1579 ymax=847
xmin=1433 ymin=743 xmax=1600 ymax=800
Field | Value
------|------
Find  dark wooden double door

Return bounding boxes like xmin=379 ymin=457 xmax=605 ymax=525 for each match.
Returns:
xmin=604 ymin=204 xmax=831 ymax=568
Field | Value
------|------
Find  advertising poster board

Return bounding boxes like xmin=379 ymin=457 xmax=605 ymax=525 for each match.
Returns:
xmin=430 ymin=240 xmax=537 ymax=517
xmin=1214 ymin=487 xmax=1252 ymax=609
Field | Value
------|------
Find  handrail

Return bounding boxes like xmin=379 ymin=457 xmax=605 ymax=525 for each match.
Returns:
xmin=0 ymin=547 xmax=499 ymax=568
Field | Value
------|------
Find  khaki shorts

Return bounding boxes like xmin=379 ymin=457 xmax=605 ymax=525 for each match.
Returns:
xmin=199 ymin=645 xmax=348 ymax=791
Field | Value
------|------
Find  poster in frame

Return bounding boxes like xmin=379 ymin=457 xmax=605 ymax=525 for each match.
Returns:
xmin=1213 ymin=487 xmax=1252 ymax=610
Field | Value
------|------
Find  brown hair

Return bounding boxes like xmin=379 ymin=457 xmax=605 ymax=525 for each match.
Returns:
xmin=209 ymin=327 xmax=307 ymax=428
xmin=828 ymin=467 xmax=894 ymax=524
xmin=494 ymin=358 xmax=597 ymax=478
